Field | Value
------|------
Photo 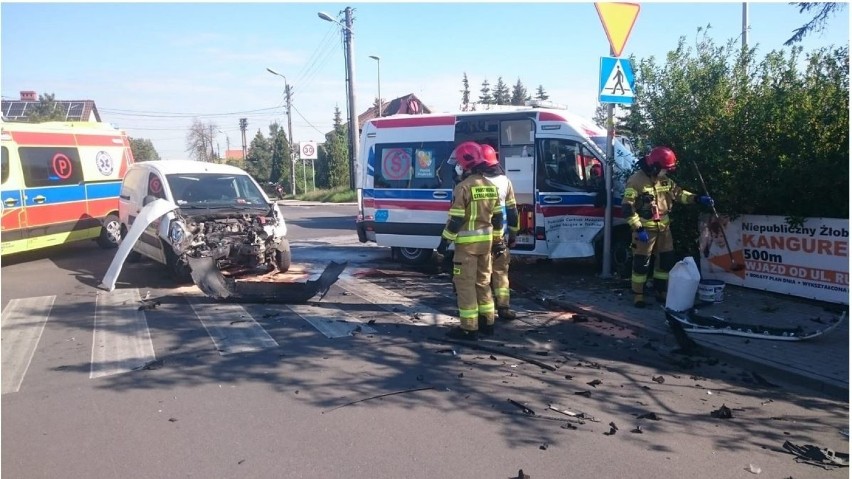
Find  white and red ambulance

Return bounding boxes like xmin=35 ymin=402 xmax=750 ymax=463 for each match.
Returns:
xmin=355 ymin=103 xmax=637 ymax=272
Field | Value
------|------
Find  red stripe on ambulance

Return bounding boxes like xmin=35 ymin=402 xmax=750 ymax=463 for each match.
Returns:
xmin=10 ymin=131 xmax=75 ymax=146
xmin=373 ymin=116 xmax=456 ymax=128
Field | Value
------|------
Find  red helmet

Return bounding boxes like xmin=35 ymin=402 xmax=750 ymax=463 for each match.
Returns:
xmin=647 ymin=146 xmax=677 ymax=171
xmin=453 ymin=141 xmax=485 ymax=171
xmin=480 ymin=144 xmax=499 ymax=167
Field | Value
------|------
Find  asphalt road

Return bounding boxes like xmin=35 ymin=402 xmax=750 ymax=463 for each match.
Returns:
xmin=1 ymin=203 xmax=847 ymax=479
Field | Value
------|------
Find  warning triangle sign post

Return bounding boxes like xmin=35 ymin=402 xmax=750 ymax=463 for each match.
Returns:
xmin=599 ymin=56 xmax=635 ymax=105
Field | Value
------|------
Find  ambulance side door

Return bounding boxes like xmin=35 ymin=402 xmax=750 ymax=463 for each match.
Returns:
xmin=0 ymin=145 xmax=28 ymax=254
xmin=535 ymin=138 xmax=603 ymax=259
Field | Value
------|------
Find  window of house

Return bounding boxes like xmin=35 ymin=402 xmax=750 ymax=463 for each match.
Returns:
xmin=19 ymin=147 xmax=83 ymax=187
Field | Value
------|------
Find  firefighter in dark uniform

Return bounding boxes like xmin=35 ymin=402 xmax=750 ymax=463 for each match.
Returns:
xmin=437 ymin=142 xmax=504 ymax=340
xmin=480 ymin=144 xmax=520 ymax=320
xmin=622 ymin=146 xmax=713 ymax=307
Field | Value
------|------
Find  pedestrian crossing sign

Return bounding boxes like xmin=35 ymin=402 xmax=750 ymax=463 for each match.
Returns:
xmin=599 ymin=56 xmax=635 ymax=104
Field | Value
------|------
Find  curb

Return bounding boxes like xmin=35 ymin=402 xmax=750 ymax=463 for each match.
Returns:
xmin=514 ymin=281 xmax=848 ymax=400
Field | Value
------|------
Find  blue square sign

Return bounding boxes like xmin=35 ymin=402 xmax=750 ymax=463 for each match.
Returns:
xmin=599 ymin=56 xmax=635 ymax=105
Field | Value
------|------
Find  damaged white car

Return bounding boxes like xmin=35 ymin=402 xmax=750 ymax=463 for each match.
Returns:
xmin=118 ymin=160 xmax=291 ymax=280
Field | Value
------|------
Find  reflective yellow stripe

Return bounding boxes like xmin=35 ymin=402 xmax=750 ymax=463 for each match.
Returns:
xmin=449 ymin=207 xmax=466 ymax=217
xmin=653 ymin=270 xmax=669 ymax=280
xmin=631 ymin=272 xmax=647 ymax=284
xmin=459 ymin=307 xmax=479 ymax=319
xmin=456 ymin=233 xmax=492 ymax=244
xmin=442 ymin=230 xmax=457 ymax=241
xmin=478 ymin=302 xmax=495 ymax=314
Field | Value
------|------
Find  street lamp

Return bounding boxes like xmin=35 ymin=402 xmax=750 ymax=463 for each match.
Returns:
xmin=318 ymin=7 xmax=358 ymax=190
xmin=266 ymin=67 xmax=297 ymax=195
xmin=368 ymin=55 xmax=381 ymax=118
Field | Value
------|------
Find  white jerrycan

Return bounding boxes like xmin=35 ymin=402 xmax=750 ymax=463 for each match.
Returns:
xmin=665 ymin=257 xmax=701 ymax=312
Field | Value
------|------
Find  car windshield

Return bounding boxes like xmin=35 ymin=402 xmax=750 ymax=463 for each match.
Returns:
xmin=166 ymin=173 xmax=267 ymax=207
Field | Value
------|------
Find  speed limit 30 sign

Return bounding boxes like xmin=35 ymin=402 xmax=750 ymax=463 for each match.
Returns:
xmin=299 ymin=141 xmax=318 ymax=160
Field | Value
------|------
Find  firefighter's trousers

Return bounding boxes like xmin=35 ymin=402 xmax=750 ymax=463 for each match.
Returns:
xmin=453 ymin=244 xmax=495 ymax=332
xmin=491 ymin=247 xmax=511 ymax=309
xmin=631 ymin=225 xmax=676 ymax=298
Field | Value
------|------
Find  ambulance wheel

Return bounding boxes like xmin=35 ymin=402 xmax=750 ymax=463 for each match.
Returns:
xmin=275 ymin=240 xmax=291 ymax=273
xmin=394 ymin=247 xmax=432 ymax=265
xmin=97 ymin=214 xmax=122 ymax=249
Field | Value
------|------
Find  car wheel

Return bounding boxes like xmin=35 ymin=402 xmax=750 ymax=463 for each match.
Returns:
xmin=163 ymin=242 xmax=191 ymax=283
xmin=275 ymin=239 xmax=291 ymax=273
xmin=394 ymin=247 xmax=432 ymax=265
xmin=120 ymin=225 xmax=142 ymax=263
xmin=97 ymin=214 xmax=122 ymax=249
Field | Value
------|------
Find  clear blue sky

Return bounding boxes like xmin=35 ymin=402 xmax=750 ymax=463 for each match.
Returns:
xmin=2 ymin=2 xmax=848 ymax=160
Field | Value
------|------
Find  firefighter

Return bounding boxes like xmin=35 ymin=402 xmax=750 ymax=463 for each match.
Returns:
xmin=622 ymin=146 xmax=713 ymax=308
xmin=436 ymin=142 xmax=504 ymax=340
xmin=480 ymin=144 xmax=520 ymax=321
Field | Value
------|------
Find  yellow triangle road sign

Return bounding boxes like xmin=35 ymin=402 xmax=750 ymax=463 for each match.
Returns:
xmin=595 ymin=2 xmax=640 ymax=57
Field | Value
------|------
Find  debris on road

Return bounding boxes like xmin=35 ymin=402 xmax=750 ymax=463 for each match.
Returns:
xmin=782 ymin=440 xmax=850 ymax=469
xmin=631 ymin=425 xmax=643 ymax=434
xmin=652 ymin=375 xmax=665 ymax=384
xmin=636 ymin=412 xmax=661 ymax=421
xmin=512 ymin=469 xmax=531 ymax=479
xmin=322 ymin=386 xmax=434 ymax=414
xmin=604 ymin=422 xmax=618 ymax=436
xmin=507 ymin=399 xmax=536 ymax=416
xmin=711 ymin=404 xmax=733 ymax=419
xmin=587 ymin=379 xmax=603 ymax=388
xmin=429 ymin=337 xmax=557 ymax=371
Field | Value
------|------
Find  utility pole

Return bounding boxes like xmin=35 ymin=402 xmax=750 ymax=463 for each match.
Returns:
xmin=239 ymin=118 xmax=248 ymax=161
xmin=285 ymin=84 xmax=296 ymax=195
xmin=742 ymin=3 xmax=749 ymax=50
xmin=344 ymin=6 xmax=358 ymax=190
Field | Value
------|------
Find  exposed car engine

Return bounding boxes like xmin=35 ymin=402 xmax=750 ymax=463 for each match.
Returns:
xmin=170 ymin=209 xmax=290 ymax=274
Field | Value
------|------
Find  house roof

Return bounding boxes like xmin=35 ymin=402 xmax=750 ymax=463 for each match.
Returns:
xmin=1 ymin=99 xmax=101 ymax=122
xmin=357 ymin=93 xmax=431 ymax=128
xmin=224 ymin=149 xmax=245 ymax=160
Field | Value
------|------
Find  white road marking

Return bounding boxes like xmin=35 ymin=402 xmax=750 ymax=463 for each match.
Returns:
xmin=337 ymin=278 xmax=458 ymax=326
xmin=186 ymin=296 xmax=279 ymax=355
xmin=287 ymin=303 xmax=377 ymax=339
xmin=91 ymin=289 xmax=157 ymax=379
xmin=1 ymin=296 xmax=55 ymax=394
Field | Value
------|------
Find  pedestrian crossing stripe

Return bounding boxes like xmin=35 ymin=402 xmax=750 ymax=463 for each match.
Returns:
xmin=1 ymin=296 xmax=54 ymax=394
xmin=599 ymin=56 xmax=635 ymax=105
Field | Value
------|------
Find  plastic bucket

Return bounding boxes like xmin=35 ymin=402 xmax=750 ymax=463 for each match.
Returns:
xmin=698 ymin=279 xmax=725 ymax=303
xmin=665 ymin=257 xmax=701 ymax=312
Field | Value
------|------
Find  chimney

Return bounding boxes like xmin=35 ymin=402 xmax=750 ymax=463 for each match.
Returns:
xmin=20 ymin=91 xmax=37 ymax=101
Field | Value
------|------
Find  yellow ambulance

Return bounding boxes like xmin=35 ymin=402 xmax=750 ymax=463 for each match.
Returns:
xmin=1 ymin=121 xmax=135 ymax=255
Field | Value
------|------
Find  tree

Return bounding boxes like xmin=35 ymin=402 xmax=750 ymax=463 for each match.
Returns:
xmin=244 ymin=130 xmax=272 ymax=183
xmin=492 ymin=77 xmax=511 ymax=105
xmin=785 ymin=3 xmax=846 ymax=45
xmin=510 ymin=78 xmax=529 ymax=105
xmin=593 ymin=104 xmax=609 ymax=129
xmin=129 ymin=138 xmax=161 ymax=162
xmin=268 ymin=123 xmax=291 ymax=191
xmin=318 ymin=107 xmax=349 ymax=189
xmin=629 ymin=30 xmax=848 ymax=256
xmin=185 ymin=119 xmax=218 ymax=162
xmin=534 ymin=85 xmax=549 ymax=101
xmin=24 ymin=93 xmax=66 ymax=122
xmin=478 ymin=79 xmax=493 ymax=105
xmin=460 ymin=73 xmax=471 ymax=111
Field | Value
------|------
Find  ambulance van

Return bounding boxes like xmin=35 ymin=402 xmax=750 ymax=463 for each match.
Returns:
xmin=355 ymin=104 xmax=637 ymax=272
xmin=1 ymin=121 xmax=135 ymax=255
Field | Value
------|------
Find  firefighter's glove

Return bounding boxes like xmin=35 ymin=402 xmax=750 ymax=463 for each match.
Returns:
xmin=492 ymin=241 xmax=507 ymax=258
xmin=436 ymin=238 xmax=450 ymax=255
xmin=507 ymin=233 xmax=517 ymax=248
xmin=696 ymin=195 xmax=714 ymax=207
xmin=636 ymin=227 xmax=650 ymax=243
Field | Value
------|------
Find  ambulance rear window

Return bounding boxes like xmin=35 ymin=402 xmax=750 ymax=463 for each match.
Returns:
xmin=373 ymin=141 xmax=455 ymax=189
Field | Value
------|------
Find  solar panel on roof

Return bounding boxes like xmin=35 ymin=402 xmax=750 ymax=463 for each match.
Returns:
xmin=7 ymin=102 xmax=26 ymax=117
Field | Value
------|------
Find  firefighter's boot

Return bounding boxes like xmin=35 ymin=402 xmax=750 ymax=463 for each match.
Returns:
xmin=446 ymin=327 xmax=478 ymax=341
xmin=633 ymin=294 xmax=647 ymax=308
xmin=497 ymin=307 xmax=517 ymax=321
xmin=478 ymin=315 xmax=495 ymax=336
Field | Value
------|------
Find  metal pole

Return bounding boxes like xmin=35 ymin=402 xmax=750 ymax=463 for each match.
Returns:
xmin=285 ymin=84 xmax=296 ymax=195
xmin=344 ymin=6 xmax=358 ymax=191
xmin=601 ymin=46 xmax=616 ymax=279
xmin=369 ymin=55 xmax=381 ymax=117
xmin=741 ymin=3 xmax=749 ymax=50
xmin=311 ymin=159 xmax=316 ymax=191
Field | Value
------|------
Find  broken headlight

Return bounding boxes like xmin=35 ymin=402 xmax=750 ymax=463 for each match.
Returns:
xmin=169 ymin=220 xmax=192 ymax=253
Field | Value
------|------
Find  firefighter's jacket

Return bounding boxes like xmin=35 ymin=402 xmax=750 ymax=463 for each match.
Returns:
xmin=483 ymin=173 xmax=520 ymax=236
xmin=622 ymin=171 xmax=697 ymax=231
xmin=442 ymin=173 xmax=503 ymax=254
